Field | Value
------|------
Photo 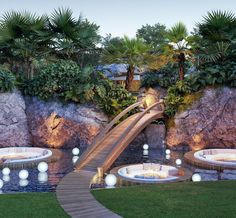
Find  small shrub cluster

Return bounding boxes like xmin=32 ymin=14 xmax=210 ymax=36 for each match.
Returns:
xmin=190 ymin=61 xmax=236 ymax=90
xmin=141 ymin=65 xmax=178 ymax=88
xmin=0 ymin=70 xmax=16 ymax=92
xmin=97 ymin=84 xmax=136 ymax=117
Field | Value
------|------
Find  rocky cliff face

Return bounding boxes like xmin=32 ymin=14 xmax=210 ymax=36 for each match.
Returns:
xmin=166 ymin=87 xmax=236 ymax=150
xmin=25 ymin=97 xmax=108 ymax=148
xmin=0 ymin=90 xmax=31 ymax=147
xmin=0 ymin=91 xmax=108 ymax=149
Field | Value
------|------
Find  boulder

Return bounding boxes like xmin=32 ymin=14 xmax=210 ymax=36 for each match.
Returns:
xmin=166 ymin=87 xmax=236 ymax=150
xmin=0 ymin=90 xmax=31 ymax=147
xmin=25 ymin=97 xmax=108 ymax=149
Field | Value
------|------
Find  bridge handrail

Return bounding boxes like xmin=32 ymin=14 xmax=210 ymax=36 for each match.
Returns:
xmin=76 ymin=101 xmax=143 ymax=168
xmin=100 ymin=100 xmax=164 ymax=172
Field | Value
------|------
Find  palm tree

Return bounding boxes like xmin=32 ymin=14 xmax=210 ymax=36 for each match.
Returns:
xmin=0 ymin=11 xmax=51 ymax=78
xmin=166 ymin=22 xmax=192 ymax=80
xmin=196 ymin=10 xmax=236 ymax=64
xmin=102 ymin=36 xmax=153 ymax=91
xmin=197 ymin=10 xmax=236 ymax=43
xmin=49 ymin=8 xmax=100 ymax=62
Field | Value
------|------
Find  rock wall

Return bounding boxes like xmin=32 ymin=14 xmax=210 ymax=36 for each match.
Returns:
xmin=166 ymin=87 xmax=236 ymax=150
xmin=0 ymin=91 xmax=108 ymax=149
xmin=0 ymin=90 xmax=31 ymax=147
xmin=25 ymin=97 xmax=108 ymax=148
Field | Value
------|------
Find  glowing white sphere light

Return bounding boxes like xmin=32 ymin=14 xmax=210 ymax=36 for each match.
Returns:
xmin=192 ymin=173 xmax=201 ymax=182
xmin=19 ymin=170 xmax=29 ymax=180
xmin=175 ymin=159 xmax=182 ymax=166
xmin=3 ymin=176 xmax=10 ymax=183
xmin=105 ymin=174 xmax=117 ymax=187
xmin=2 ymin=167 xmax=10 ymax=176
xmin=72 ymin=147 xmax=80 ymax=156
xmin=143 ymin=144 xmax=149 ymax=150
xmin=19 ymin=179 xmax=28 ymax=187
xmin=165 ymin=149 xmax=171 ymax=155
xmin=72 ymin=156 xmax=79 ymax=164
xmin=37 ymin=162 xmax=48 ymax=173
xmin=38 ymin=172 xmax=48 ymax=183
xmin=0 ymin=179 xmax=3 ymax=189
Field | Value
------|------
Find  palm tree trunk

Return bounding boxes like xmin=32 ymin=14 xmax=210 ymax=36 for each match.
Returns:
xmin=125 ymin=65 xmax=134 ymax=91
xmin=178 ymin=52 xmax=185 ymax=80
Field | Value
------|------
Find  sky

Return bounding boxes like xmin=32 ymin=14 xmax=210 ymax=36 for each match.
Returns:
xmin=0 ymin=0 xmax=236 ymax=37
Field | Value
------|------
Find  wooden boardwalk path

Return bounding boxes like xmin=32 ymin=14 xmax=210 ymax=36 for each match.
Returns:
xmin=56 ymin=101 xmax=164 ymax=217
xmin=56 ymin=170 xmax=121 ymax=218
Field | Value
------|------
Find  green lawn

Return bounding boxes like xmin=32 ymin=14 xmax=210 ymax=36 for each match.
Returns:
xmin=92 ymin=181 xmax=236 ymax=218
xmin=0 ymin=192 xmax=68 ymax=218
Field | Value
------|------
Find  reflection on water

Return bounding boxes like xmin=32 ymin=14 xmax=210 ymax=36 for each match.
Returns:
xmin=0 ymin=149 xmax=81 ymax=194
xmin=112 ymin=146 xmax=187 ymax=169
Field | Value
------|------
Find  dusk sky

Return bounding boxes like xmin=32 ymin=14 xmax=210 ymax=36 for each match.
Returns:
xmin=0 ymin=0 xmax=236 ymax=37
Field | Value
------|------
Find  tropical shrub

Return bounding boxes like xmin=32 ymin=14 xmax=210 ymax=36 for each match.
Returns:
xmin=141 ymin=65 xmax=178 ymax=88
xmin=164 ymin=80 xmax=193 ymax=116
xmin=23 ymin=60 xmax=136 ymax=116
xmin=189 ymin=61 xmax=236 ymax=90
xmin=23 ymin=60 xmax=107 ymax=102
xmin=97 ymin=84 xmax=136 ymax=117
xmin=0 ymin=70 xmax=16 ymax=92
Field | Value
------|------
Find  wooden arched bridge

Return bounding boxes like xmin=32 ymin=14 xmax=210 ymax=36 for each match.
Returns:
xmin=56 ymin=100 xmax=164 ymax=218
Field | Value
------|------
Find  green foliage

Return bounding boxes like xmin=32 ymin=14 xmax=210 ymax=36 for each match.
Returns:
xmin=97 ymin=84 xmax=136 ymax=117
xmin=190 ymin=61 xmax=236 ymax=90
xmin=23 ymin=60 xmax=106 ymax=102
xmin=23 ymin=60 xmax=135 ymax=116
xmin=167 ymin=22 xmax=188 ymax=43
xmin=197 ymin=10 xmax=236 ymax=43
xmin=136 ymin=23 xmax=167 ymax=51
xmin=0 ymin=70 xmax=16 ymax=92
xmin=164 ymin=80 xmax=192 ymax=116
xmin=141 ymin=65 xmax=178 ymax=88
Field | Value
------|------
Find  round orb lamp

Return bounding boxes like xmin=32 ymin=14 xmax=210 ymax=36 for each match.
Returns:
xmin=19 ymin=179 xmax=28 ymax=187
xmin=0 ymin=179 xmax=3 ymax=189
xmin=192 ymin=173 xmax=201 ymax=182
xmin=2 ymin=167 xmax=10 ymax=176
xmin=19 ymin=170 xmax=29 ymax=180
xmin=72 ymin=147 xmax=80 ymax=156
xmin=105 ymin=174 xmax=117 ymax=187
xmin=166 ymin=154 xmax=170 ymax=160
xmin=37 ymin=162 xmax=48 ymax=173
xmin=175 ymin=159 xmax=182 ymax=166
xmin=165 ymin=149 xmax=171 ymax=155
xmin=72 ymin=156 xmax=79 ymax=164
xmin=143 ymin=144 xmax=149 ymax=150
